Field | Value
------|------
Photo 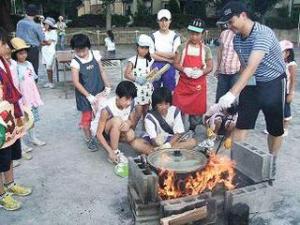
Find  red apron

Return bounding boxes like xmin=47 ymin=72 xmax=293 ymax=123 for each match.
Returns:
xmin=173 ymin=44 xmax=206 ymax=115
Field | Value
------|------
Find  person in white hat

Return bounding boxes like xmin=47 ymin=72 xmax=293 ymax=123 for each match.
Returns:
xmin=279 ymin=40 xmax=297 ymax=137
xmin=124 ymin=34 xmax=154 ymax=127
xmin=150 ymin=9 xmax=181 ymax=92
xmin=42 ymin=17 xmax=58 ymax=89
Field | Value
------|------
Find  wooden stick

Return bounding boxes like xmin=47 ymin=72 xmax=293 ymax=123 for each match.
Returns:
xmin=160 ymin=206 xmax=207 ymax=225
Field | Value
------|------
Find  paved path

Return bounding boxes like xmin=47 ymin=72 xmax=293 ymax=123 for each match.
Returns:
xmin=1 ymin=45 xmax=300 ymax=225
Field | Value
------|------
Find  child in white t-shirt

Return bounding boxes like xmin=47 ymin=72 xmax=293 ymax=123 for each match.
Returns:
xmin=104 ymin=30 xmax=116 ymax=54
xmin=42 ymin=17 xmax=57 ymax=88
xmin=125 ymin=34 xmax=154 ymax=127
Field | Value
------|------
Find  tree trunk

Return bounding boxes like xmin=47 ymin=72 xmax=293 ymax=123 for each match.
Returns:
xmin=60 ymin=0 xmax=66 ymax=17
xmin=0 ymin=0 xmax=14 ymax=32
xmin=106 ymin=4 xmax=112 ymax=30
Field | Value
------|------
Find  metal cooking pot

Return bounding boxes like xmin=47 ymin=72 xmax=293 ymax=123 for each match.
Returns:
xmin=147 ymin=148 xmax=208 ymax=174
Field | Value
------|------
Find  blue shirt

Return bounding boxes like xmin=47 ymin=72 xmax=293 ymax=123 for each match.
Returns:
xmin=16 ymin=18 xmax=45 ymax=47
xmin=233 ymin=22 xmax=285 ymax=82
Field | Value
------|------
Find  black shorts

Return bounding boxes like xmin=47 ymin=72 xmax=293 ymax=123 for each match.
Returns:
xmin=236 ymin=76 xmax=285 ymax=137
xmin=0 ymin=139 xmax=21 ymax=172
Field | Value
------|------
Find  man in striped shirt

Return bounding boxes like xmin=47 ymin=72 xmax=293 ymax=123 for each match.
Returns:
xmin=215 ymin=24 xmax=240 ymax=102
xmin=217 ymin=1 xmax=286 ymax=176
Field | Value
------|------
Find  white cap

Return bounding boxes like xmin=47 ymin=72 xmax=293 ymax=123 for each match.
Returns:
xmin=279 ymin=40 xmax=293 ymax=51
xmin=137 ymin=34 xmax=152 ymax=47
xmin=157 ymin=9 xmax=171 ymax=20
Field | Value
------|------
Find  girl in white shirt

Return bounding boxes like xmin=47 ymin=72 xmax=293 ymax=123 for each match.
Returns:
xmin=104 ymin=30 xmax=116 ymax=54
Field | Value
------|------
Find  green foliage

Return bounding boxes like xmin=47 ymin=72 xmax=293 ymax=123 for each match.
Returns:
xmin=168 ymin=0 xmax=180 ymax=14
xmin=68 ymin=14 xmax=129 ymax=28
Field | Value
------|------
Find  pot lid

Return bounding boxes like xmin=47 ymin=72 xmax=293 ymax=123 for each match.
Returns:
xmin=147 ymin=148 xmax=208 ymax=173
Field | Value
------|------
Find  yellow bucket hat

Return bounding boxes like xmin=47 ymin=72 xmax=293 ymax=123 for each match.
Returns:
xmin=10 ymin=37 xmax=30 ymax=52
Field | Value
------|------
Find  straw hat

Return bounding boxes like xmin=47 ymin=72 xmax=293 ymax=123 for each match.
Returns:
xmin=10 ymin=37 xmax=30 ymax=52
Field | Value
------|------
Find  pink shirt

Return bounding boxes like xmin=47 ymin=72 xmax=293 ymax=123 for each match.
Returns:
xmin=218 ymin=30 xmax=240 ymax=75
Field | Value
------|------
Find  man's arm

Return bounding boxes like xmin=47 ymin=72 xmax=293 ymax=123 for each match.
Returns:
xmin=230 ymin=50 xmax=265 ymax=96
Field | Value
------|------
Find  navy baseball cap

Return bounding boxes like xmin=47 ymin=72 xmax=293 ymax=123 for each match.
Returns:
xmin=26 ymin=4 xmax=38 ymax=16
xmin=218 ymin=1 xmax=248 ymax=24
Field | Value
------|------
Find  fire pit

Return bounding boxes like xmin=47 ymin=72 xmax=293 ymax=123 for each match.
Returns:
xmin=128 ymin=142 xmax=275 ymax=225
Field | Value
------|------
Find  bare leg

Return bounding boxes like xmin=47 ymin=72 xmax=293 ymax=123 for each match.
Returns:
xmin=105 ymin=117 xmax=123 ymax=150
xmin=132 ymin=105 xmax=143 ymax=129
xmin=47 ymin=69 xmax=53 ymax=83
xmin=0 ymin=174 xmax=4 ymax=195
xmin=268 ymin=134 xmax=283 ymax=156
xmin=121 ymin=129 xmax=153 ymax=154
xmin=3 ymin=162 xmax=14 ymax=184
xmin=233 ymin=128 xmax=248 ymax=142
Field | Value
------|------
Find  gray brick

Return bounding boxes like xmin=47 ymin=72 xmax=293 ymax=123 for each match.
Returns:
xmin=224 ymin=182 xmax=274 ymax=214
xmin=231 ymin=142 xmax=273 ymax=182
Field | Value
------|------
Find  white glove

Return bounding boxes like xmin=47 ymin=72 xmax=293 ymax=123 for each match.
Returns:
xmin=104 ymin=87 xmax=111 ymax=96
xmin=183 ymin=68 xmax=194 ymax=78
xmin=218 ymin=92 xmax=236 ymax=109
xmin=159 ymin=142 xmax=172 ymax=149
xmin=191 ymin=69 xmax=204 ymax=79
xmin=87 ymin=94 xmax=96 ymax=105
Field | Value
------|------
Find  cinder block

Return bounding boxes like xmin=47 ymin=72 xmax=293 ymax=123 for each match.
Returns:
xmin=128 ymin=157 xmax=159 ymax=204
xmin=231 ymin=142 xmax=273 ymax=182
xmin=224 ymin=182 xmax=274 ymax=214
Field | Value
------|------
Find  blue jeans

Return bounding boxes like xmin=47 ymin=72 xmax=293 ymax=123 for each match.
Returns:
xmin=58 ymin=34 xmax=65 ymax=50
xmin=215 ymin=73 xmax=239 ymax=103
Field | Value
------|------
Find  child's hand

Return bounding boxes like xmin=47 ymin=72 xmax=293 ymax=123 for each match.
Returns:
xmin=104 ymin=87 xmax=111 ymax=96
xmin=135 ymin=76 xmax=147 ymax=85
xmin=108 ymin=151 xmax=119 ymax=164
xmin=86 ymin=94 xmax=96 ymax=105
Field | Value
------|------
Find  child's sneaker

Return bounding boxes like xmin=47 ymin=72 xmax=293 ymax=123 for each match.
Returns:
xmin=115 ymin=149 xmax=128 ymax=164
xmin=6 ymin=183 xmax=32 ymax=196
xmin=30 ymin=137 xmax=46 ymax=146
xmin=87 ymin=138 xmax=98 ymax=152
xmin=48 ymin=83 xmax=55 ymax=89
xmin=13 ymin=160 xmax=21 ymax=168
xmin=0 ymin=193 xmax=21 ymax=211
xmin=282 ymin=129 xmax=288 ymax=137
xmin=22 ymin=142 xmax=33 ymax=153
xmin=22 ymin=151 xmax=33 ymax=160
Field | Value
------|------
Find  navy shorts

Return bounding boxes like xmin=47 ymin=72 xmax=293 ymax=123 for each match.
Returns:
xmin=0 ymin=139 xmax=21 ymax=172
xmin=236 ymin=75 xmax=285 ymax=137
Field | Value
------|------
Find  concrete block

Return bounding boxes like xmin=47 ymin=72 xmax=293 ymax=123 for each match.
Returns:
xmin=224 ymin=182 xmax=274 ymax=214
xmin=231 ymin=142 xmax=273 ymax=183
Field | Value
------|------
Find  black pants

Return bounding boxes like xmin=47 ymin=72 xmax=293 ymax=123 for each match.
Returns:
xmin=27 ymin=46 xmax=39 ymax=82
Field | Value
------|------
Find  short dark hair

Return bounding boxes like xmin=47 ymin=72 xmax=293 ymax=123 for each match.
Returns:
xmin=286 ymin=48 xmax=295 ymax=63
xmin=151 ymin=87 xmax=172 ymax=110
xmin=70 ymin=34 xmax=91 ymax=49
xmin=116 ymin=81 xmax=137 ymax=98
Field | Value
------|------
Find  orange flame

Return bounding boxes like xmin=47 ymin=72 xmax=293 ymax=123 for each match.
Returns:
xmin=158 ymin=153 xmax=236 ymax=200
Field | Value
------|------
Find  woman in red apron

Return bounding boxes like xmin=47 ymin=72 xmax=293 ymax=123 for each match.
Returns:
xmin=173 ymin=18 xmax=213 ymax=131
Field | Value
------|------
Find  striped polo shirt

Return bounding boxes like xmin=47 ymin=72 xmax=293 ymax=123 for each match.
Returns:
xmin=233 ymin=22 xmax=285 ymax=82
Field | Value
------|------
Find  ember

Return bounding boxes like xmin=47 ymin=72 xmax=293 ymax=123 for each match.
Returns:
xmin=158 ymin=153 xmax=236 ymax=200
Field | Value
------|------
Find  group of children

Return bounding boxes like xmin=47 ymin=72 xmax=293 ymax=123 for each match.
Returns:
xmin=70 ymin=9 xmax=297 ymax=168
xmin=0 ymin=29 xmax=46 ymax=211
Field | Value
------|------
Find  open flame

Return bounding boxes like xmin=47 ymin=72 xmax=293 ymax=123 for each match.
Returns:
xmin=158 ymin=153 xmax=236 ymax=200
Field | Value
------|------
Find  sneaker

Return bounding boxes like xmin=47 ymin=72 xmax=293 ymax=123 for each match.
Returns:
xmin=22 ymin=151 xmax=33 ymax=160
xmin=30 ymin=137 xmax=46 ymax=146
xmin=87 ymin=138 xmax=98 ymax=152
xmin=0 ymin=194 xmax=21 ymax=211
xmin=43 ymin=82 xmax=51 ymax=88
xmin=48 ymin=83 xmax=55 ymax=89
xmin=22 ymin=145 xmax=33 ymax=153
xmin=115 ymin=149 xmax=128 ymax=164
xmin=282 ymin=129 xmax=288 ymax=137
xmin=13 ymin=160 xmax=21 ymax=168
xmin=6 ymin=183 xmax=32 ymax=196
